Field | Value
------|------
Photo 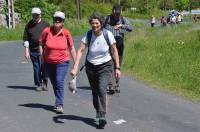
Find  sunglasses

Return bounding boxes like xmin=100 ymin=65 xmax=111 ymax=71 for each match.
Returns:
xmin=53 ymin=17 xmax=64 ymax=23
xmin=114 ymin=12 xmax=121 ymax=17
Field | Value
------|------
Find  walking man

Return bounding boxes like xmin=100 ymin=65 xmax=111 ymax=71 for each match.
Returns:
xmin=23 ymin=7 xmax=49 ymax=91
xmin=104 ymin=4 xmax=132 ymax=93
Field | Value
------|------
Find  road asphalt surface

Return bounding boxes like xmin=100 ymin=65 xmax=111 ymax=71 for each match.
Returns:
xmin=0 ymin=39 xmax=200 ymax=132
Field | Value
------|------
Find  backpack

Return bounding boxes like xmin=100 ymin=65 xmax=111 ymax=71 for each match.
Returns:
xmin=104 ymin=15 xmax=125 ymax=26
xmin=104 ymin=15 xmax=132 ymax=33
xmin=86 ymin=28 xmax=112 ymax=60
xmin=86 ymin=28 xmax=110 ymax=47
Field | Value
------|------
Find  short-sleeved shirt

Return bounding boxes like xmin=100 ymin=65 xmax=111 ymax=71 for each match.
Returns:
xmin=81 ymin=30 xmax=116 ymax=65
xmin=40 ymin=27 xmax=74 ymax=64
xmin=23 ymin=20 xmax=49 ymax=49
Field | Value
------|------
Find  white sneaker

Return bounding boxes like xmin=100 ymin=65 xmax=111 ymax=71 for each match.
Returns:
xmin=56 ymin=106 xmax=64 ymax=114
xmin=35 ymin=86 xmax=42 ymax=91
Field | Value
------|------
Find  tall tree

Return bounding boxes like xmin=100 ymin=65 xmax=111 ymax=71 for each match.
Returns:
xmin=159 ymin=0 xmax=175 ymax=10
xmin=175 ymin=0 xmax=189 ymax=10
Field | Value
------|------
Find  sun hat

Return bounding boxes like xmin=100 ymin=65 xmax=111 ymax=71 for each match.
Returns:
xmin=53 ymin=11 xmax=65 ymax=19
xmin=32 ymin=7 xmax=41 ymax=14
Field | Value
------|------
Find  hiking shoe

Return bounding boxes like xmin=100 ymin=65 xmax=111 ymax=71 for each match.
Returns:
xmin=114 ymin=85 xmax=120 ymax=93
xmin=107 ymin=84 xmax=115 ymax=95
xmin=42 ymin=80 xmax=48 ymax=91
xmin=98 ymin=117 xmax=107 ymax=129
xmin=35 ymin=86 xmax=42 ymax=91
xmin=42 ymin=82 xmax=48 ymax=91
xmin=56 ymin=106 xmax=64 ymax=114
xmin=52 ymin=105 xmax=57 ymax=111
xmin=107 ymin=89 xmax=115 ymax=94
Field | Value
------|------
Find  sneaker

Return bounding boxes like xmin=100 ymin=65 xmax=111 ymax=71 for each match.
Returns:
xmin=35 ymin=86 xmax=42 ymax=91
xmin=114 ymin=85 xmax=120 ymax=93
xmin=42 ymin=81 xmax=48 ymax=91
xmin=98 ymin=117 xmax=107 ymax=129
xmin=56 ymin=106 xmax=64 ymax=114
xmin=107 ymin=84 xmax=115 ymax=95
xmin=52 ymin=105 xmax=56 ymax=111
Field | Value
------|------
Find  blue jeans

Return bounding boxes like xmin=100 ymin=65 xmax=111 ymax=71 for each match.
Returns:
xmin=30 ymin=50 xmax=48 ymax=86
xmin=30 ymin=50 xmax=42 ymax=86
xmin=46 ymin=61 xmax=69 ymax=106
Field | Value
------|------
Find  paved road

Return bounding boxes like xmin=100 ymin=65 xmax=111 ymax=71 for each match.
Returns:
xmin=1 ymin=40 xmax=200 ymax=132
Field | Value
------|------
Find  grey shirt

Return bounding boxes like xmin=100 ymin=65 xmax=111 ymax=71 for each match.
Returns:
xmin=104 ymin=15 xmax=133 ymax=38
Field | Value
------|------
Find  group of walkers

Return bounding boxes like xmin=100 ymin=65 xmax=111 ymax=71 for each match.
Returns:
xmin=150 ymin=11 xmax=183 ymax=27
xmin=23 ymin=4 xmax=132 ymax=129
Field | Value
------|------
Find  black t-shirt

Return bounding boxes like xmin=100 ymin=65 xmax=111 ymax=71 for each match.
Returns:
xmin=23 ymin=20 xmax=49 ymax=49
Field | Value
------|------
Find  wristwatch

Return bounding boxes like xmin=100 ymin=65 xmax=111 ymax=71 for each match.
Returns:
xmin=115 ymin=67 xmax=120 ymax=70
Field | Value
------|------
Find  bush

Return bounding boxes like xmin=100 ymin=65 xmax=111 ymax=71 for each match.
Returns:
xmin=14 ymin=0 xmax=59 ymax=22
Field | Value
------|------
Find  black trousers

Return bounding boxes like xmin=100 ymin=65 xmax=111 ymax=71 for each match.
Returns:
xmin=85 ymin=60 xmax=112 ymax=117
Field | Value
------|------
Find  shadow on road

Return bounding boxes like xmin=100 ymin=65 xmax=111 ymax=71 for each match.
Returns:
xmin=77 ymin=86 xmax=91 ymax=90
xmin=18 ymin=103 xmax=55 ymax=112
xmin=53 ymin=115 xmax=98 ymax=128
xmin=7 ymin=86 xmax=36 ymax=91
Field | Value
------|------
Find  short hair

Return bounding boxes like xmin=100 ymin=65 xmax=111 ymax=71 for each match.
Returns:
xmin=89 ymin=12 xmax=104 ymax=25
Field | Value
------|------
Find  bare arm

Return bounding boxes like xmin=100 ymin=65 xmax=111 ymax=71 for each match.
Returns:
xmin=39 ymin=45 xmax=43 ymax=56
xmin=70 ymin=43 xmax=86 ymax=76
xmin=111 ymin=43 xmax=121 ymax=79
xmin=39 ymin=45 xmax=44 ymax=62
xmin=69 ymin=46 xmax=76 ymax=63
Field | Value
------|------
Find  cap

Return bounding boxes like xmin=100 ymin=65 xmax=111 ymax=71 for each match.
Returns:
xmin=32 ymin=7 xmax=41 ymax=14
xmin=53 ymin=11 xmax=65 ymax=19
xmin=112 ymin=4 xmax=121 ymax=14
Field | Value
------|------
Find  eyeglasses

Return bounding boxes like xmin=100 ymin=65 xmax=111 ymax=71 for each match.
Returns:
xmin=53 ymin=17 xmax=64 ymax=23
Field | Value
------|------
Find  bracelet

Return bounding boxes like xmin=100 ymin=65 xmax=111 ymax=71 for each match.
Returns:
xmin=115 ymin=67 xmax=120 ymax=70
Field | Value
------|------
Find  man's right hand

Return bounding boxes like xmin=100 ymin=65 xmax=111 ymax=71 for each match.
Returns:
xmin=25 ymin=48 xmax=30 ymax=61
xmin=114 ymin=24 xmax=122 ymax=30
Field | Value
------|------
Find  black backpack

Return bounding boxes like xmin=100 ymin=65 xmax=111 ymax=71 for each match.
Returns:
xmin=104 ymin=15 xmax=125 ymax=26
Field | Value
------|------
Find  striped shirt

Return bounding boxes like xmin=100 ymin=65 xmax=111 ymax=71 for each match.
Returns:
xmin=104 ymin=15 xmax=133 ymax=38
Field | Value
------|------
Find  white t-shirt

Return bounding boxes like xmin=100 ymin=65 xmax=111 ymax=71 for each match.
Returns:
xmin=151 ymin=17 xmax=156 ymax=24
xmin=81 ymin=30 xmax=116 ymax=65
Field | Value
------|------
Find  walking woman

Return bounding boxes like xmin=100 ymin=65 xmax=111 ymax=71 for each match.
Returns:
xmin=39 ymin=11 xmax=76 ymax=114
xmin=71 ymin=12 xmax=121 ymax=129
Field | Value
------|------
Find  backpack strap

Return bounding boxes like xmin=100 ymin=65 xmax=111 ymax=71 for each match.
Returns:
xmin=104 ymin=15 xmax=111 ymax=27
xmin=102 ymin=28 xmax=113 ymax=59
xmin=86 ymin=29 xmax=93 ymax=47
xmin=63 ymin=28 xmax=72 ymax=47
xmin=85 ymin=29 xmax=112 ymax=64
xmin=121 ymin=16 xmax=125 ymax=24
xmin=86 ymin=29 xmax=111 ymax=50
xmin=102 ymin=28 xmax=110 ymax=46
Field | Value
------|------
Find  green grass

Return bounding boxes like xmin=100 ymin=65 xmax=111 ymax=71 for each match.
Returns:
xmin=0 ymin=18 xmax=89 ymax=41
xmin=0 ymin=24 xmax=25 ymax=41
xmin=123 ymin=22 xmax=200 ymax=102
xmin=64 ymin=18 xmax=89 ymax=36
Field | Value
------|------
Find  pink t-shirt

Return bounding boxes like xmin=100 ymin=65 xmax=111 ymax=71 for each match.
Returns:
xmin=40 ymin=27 xmax=74 ymax=64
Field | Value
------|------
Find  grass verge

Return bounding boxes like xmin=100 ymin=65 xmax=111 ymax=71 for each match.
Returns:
xmin=123 ymin=22 xmax=200 ymax=102
xmin=0 ymin=18 xmax=89 ymax=41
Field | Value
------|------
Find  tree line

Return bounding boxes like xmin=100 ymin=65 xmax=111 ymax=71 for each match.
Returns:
xmin=13 ymin=0 xmax=200 ymax=22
